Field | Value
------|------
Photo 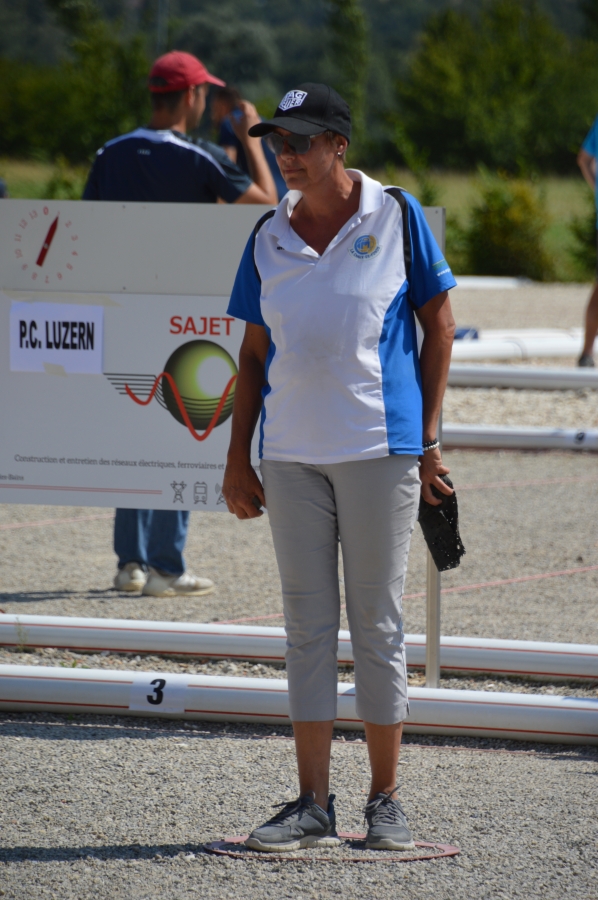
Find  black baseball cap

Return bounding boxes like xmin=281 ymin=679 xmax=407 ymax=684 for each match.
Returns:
xmin=248 ymin=83 xmax=351 ymax=143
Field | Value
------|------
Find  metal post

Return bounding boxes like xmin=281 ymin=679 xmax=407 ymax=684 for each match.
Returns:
xmin=425 ymin=409 xmax=442 ymax=688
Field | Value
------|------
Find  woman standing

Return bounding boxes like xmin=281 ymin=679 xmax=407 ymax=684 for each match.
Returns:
xmin=223 ymin=83 xmax=456 ymax=852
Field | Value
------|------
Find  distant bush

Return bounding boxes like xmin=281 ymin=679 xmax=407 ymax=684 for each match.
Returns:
xmin=569 ymin=188 xmax=596 ymax=279
xmin=398 ymin=0 xmax=598 ymax=173
xmin=460 ymin=172 xmax=554 ymax=281
xmin=43 ymin=156 xmax=89 ymax=199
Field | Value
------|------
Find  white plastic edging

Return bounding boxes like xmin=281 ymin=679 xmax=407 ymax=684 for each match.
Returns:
xmin=1 ymin=615 xmax=597 ymax=681
xmin=448 ymin=365 xmax=598 ymax=391
xmin=454 ymin=277 xmax=527 ymax=289
xmin=0 ymin=664 xmax=596 ymax=744
xmin=443 ymin=423 xmax=598 ymax=451
xmin=451 ymin=338 xmax=583 ymax=361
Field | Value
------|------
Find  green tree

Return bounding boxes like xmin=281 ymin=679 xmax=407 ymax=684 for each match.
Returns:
xmin=327 ymin=0 xmax=368 ymax=154
xmin=172 ymin=3 xmax=279 ymax=99
xmin=45 ymin=0 xmax=150 ymax=160
xmin=398 ymin=0 xmax=598 ymax=172
xmin=580 ymin=0 xmax=598 ymax=39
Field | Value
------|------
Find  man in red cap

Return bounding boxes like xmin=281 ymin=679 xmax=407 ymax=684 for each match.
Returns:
xmin=83 ymin=52 xmax=277 ymax=597
xmin=84 ymin=51 xmax=277 ymax=205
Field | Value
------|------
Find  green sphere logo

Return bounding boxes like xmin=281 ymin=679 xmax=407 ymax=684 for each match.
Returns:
xmin=162 ymin=340 xmax=237 ymax=430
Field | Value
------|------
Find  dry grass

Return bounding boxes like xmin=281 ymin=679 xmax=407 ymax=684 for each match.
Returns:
xmin=1 ymin=159 xmax=592 ymax=281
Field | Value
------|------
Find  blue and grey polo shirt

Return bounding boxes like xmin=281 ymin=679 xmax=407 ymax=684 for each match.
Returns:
xmin=83 ymin=127 xmax=252 ymax=203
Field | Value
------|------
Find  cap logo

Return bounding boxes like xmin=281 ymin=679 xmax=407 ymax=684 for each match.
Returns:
xmin=279 ymin=90 xmax=308 ymax=112
xmin=350 ymin=234 xmax=381 ymax=260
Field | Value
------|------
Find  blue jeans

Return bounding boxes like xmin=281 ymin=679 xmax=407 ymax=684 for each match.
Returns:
xmin=114 ymin=509 xmax=189 ymax=576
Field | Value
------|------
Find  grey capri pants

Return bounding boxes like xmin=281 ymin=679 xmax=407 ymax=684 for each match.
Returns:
xmin=260 ymin=454 xmax=420 ymax=726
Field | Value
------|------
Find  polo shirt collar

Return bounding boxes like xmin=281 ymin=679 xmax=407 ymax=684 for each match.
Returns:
xmin=267 ymin=169 xmax=385 ymax=254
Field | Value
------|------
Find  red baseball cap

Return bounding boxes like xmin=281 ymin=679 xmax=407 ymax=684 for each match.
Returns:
xmin=149 ymin=51 xmax=225 ymax=92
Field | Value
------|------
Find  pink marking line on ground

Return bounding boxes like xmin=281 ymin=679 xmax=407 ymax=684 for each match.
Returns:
xmin=402 ymin=564 xmax=598 ymax=600
xmin=0 ymin=513 xmax=114 ymax=532
xmin=457 ymin=475 xmax=598 ymax=491
xmin=221 ymin=563 xmax=598 ymax=623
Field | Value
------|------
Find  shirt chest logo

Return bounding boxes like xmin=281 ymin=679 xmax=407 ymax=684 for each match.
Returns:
xmin=349 ymin=233 xmax=381 ymax=259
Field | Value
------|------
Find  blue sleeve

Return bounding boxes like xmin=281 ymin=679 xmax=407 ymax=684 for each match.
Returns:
xmin=582 ymin=117 xmax=598 ymax=158
xmin=227 ymin=232 xmax=264 ymax=326
xmin=194 ymin=138 xmax=252 ymax=203
xmin=218 ymin=118 xmax=239 ymax=148
xmin=404 ymin=192 xmax=457 ymax=308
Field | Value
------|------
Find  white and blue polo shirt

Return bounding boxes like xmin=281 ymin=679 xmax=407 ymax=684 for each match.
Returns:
xmin=227 ymin=170 xmax=457 ymax=464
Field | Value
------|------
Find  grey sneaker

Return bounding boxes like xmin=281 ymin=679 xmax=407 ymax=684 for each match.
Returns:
xmin=578 ymin=354 xmax=595 ymax=368
xmin=364 ymin=790 xmax=415 ymax=850
xmin=245 ymin=792 xmax=341 ymax=852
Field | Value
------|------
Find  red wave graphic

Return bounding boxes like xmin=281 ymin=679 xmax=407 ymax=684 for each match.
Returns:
xmin=124 ymin=371 xmax=237 ymax=442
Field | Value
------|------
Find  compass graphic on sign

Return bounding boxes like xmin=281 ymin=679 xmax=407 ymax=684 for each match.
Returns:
xmin=13 ymin=205 xmax=80 ymax=285
xmin=105 ymin=340 xmax=238 ymax=442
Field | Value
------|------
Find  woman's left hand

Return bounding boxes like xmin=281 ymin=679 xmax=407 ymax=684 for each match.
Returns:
xmin=419 ymin=447 xmax=454 ymax=506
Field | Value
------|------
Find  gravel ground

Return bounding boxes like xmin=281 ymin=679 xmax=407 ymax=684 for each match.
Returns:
xmin=2 ymin=449 xmax=597 ymax=643
xmin=2 ymin=286 xmax=598 ymax=898
xmin=449 ymin=283 xmax=590 ymax=330
xmin=0 ymin=714 xmax=596 ymax=900
xmin=444 ymin=386 xmax=598 ymax=428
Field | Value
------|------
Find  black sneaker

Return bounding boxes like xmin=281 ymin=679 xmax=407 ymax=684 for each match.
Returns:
xmin=245 ymin=792 xmax=341 ymax=852
xmin=578 ymin=354 xmax=595 ymax=368
xmin=364 ymin=790 xmax=415 ymax=850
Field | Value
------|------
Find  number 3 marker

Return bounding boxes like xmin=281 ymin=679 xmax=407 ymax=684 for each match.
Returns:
xmin=129 ymin=675 xmax=187 ymax=713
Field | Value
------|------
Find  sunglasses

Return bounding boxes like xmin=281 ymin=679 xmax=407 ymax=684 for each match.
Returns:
xmin=265 ymin=132 xmax=321 ymax=156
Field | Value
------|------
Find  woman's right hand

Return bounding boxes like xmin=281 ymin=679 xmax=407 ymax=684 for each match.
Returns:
xmin=222 ymin=457 xmax=266 ymax=519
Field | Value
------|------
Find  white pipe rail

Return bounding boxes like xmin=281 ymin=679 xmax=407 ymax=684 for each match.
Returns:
xmin=0 ymin=664 xmax=596 ymax=744
xmin=448 ymin=365 xmax=598 ymax=391
xmin=443 ymin=424 xmax=598 ymax=451
xmin=451 ymin=329 xmax=595 ymax=362
xmin=2 ymin=615 xmax=597 ymax=681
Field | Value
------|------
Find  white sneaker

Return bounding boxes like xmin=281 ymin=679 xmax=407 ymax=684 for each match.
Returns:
xmin=142 ymin=568 xmax=215 ymax=597
xmin=114 ymin=562 xmax=147 ymax=592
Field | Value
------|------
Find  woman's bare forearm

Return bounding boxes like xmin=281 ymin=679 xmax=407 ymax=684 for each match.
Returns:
xmin=419 ymin=328 xmax=453 ymax=442
xmin=227 ymin=348 xmax=266 ymax=463
xmin=417 ymin=292 xmax=455 ymax=442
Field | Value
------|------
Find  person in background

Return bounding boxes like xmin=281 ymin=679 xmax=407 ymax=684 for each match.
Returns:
xmin=577 ymin=119 xmax=598 ymax=367
xmin=211 ymin=85 xmax=288 ymax=202
xmin=83 ymin=50 xmax=277 ymax=597
xmin=0 ymin=178 xmax=8 ymax=197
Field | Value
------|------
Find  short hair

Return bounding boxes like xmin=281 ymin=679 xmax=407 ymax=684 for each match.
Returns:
xmin=211 ymin=85 xmax=242 ymax=108
xmin=150 ymin=88 xmax=186 ymax=112
xmin=150 ymin=84 xmax=203 ymax=113
xmin=324 ymin=130 xmax=348 ymax=157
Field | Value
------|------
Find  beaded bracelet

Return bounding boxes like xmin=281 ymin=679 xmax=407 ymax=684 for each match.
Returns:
xmin=422 ymin=439 xmax=440 ymax=452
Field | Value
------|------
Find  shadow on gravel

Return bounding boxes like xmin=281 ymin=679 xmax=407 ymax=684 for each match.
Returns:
xmin=0 ymin=589 xmax=115 ymax=604
xmin=0 ymin=844 xmax=206 ymax=863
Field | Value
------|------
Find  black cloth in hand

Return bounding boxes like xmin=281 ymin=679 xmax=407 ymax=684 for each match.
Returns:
xmin=418 ymin=475 xmax=465 ymax=572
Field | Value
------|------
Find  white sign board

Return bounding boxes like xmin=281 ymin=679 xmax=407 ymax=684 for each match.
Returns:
xmin=0 ymin=199 xmax=444 ymax=511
